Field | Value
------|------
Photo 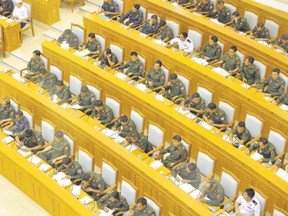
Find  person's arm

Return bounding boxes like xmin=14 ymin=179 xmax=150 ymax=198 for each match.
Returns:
xmin=262 ymin=148 xmax=276 ymax=163
xmin=100 ymin=109 xmax=113 ymax=124
xmin=234 ymin=200 xmax=241 ymax=215
xmin=97 ymin=193 xmax=108 ymax=209
xmin=183 ymin=41 xmax=194 ymax=54
xmin=134 ymin=12 xmax=143 ymax=26
xmin=271 ymin=82 xmax=285 ymax=97
xmin=159 ymin=147 xmax=170 ymax=154
xmin=57 ymin=34 xmax=64 ymax=44
xmin=223 ymin=11 xmax=231 ymax=24
xmin=83 ymin=96 xmax=96 ymax=109
xmin=254 ymin=69 xmax=260 ymax=84
xmin=118 ymin=12 xmax=129 ymax=23
xmin=70 ymin=35 xmax=79 ymax=48
xmin=259 ymin=78 xmax=269 ymax=90
xmin=57 ymin=89 xmax=71 ymax=105
xmin=37 ymin=145 xmax=52 ymax=154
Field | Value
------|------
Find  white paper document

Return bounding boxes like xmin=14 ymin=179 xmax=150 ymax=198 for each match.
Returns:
xmin=190 ymin=189 xmax=201 ymax=199
xmin=27 ymin=155 xmax=42 ymax=165
xmin=71 ymin=185 xmax=81 ymax=197
xmin=198 ymin=121 xmax=213 ymax=131
xmin=150 ymin=160 xmax=163 ymax=169
xmin=283 ymin=175 xmax=288 ymax=182
xmin=169 ymin=176 xmax=182 ymax=186
xmin=186 ymin=113 xmax=197 ymax=120
xmin=171 ymin=2 xmax=180 ymax=6
xmin=139 ymin=33 xmax=148 ymax=38
xmin=61 ymin=103 xmax=70 ymax=109
xmin=115 ymin=73 xmax=127 ymax=80
xmin=114 ymin=136 xmax=126 ymax=144
xmin=210 ymin=18 xmax=225 ymax=26
xmin=174 ymin=106 xmax=190 ymax=115
xmin=179 ymin=183 xmax=195 ymax=193
xmin=241 ymin=83 xmax=251 ymax=89
xmin=38 ymin=163 xmax=51 ymax=172
xmin=274 ymin=49 xmax=284 ymax=54
xmin=155 ymin=94 xmax=164 ymax=102
xmin=74 ymin=49 xmax=90 ymax=58
xmin=275 ymin=168 xmax=288 ymax=179
xmin=191 ymin=57 xmax=209 ymax=66
xmin=125 ymin=144 xmax=138 ymax=152
xmin=102 ymin=129 xmax=119 ymax=138
xmin=52 ymin=172 xmax=66 ymax=181
xmin=6 ymin=18 xmax=14 ymax=23
xmin=17 ymin=149 xmax=32 ymax=158
xmin=60 ymin=42 xmax=69 ymax=50
xmin=120 ymin=25 xmax=129 ymax=29
xmin=280 ymin=104 xmax=288 ymax=111
xmin=99 ymin=209 xmax=114 ymax=216
xmin=13 ymin=73 xmax=26 ymax=83
xmin=250 ymin=152 xmax=263 ymax=161
xmin=71 ymin=104 xmax=82 ymax=110
xmin=212 ymin=67 xmax=230 ymax=77
xmin=135 ymin=83 xmax=147 ymax=92
xmin=264 ymin=96 xmax=273 ymax=102
xmin=79 ymin=196 xmax=93 ymax=205
xmin=2 ymin=136 xmax=14 ymax=144
xmin=57 ymin=179 xmax=72 ymax=188
xmin=153 ymin=39 xmax=167 ymax=47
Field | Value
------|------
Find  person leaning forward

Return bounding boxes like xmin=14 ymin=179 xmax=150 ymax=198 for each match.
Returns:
xmin=49 ymin=81 xmax=71 ymax=105
xmin=91 ymin=100 xmax=114 ymax=125
xmin=15 ymin=129 xmax=44 ymax=153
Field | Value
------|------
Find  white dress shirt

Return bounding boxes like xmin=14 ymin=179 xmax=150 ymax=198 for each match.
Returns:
xmin=235 ymin=195 xmax=261 ymax=216
xmin=170 ymin=37 xmax=194 ymax=54
xmin=13 ymin=5 xmax=28 ymax=22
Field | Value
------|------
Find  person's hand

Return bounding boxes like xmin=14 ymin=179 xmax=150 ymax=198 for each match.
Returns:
xmin=128 ymin=23 xmax=134 ymax=28
xmin=85 ymin=188 xmax=93 ymax=192
xmin=23 ymin=148 xmax=31 ymax=152
xmin=36 ymin=151 xmax=42 ymax=155
xmin=204 ymin=56 xmax=210 ymax=60
xmin=149 ymin=19 xmax=153 ymax=26
xmin=104 ymin=207 xmax=109 ymax=213
xmin=176 ymin=176 xmax=181 ymax=182
xmin=29 ymin=71 xmax=34 ymax=75
xmin=256 ymin=88 xmax=262 ymax=92
xmin=166 ymin=81 xmax=171 ymax=86
xmin=112 ymin=127 xmax=116 ymax=131
xmin=52 ymin=159 xmax=57 ymax=164
xmin=263 ymin=93 xmax=271 ymax=97
xmin=148 ymin=81 xmax=153 ymax=87
xmin=169 ymin=163 xmax=175 ymax=167
xmin=200 ymin=197 xmax=206 ymax=202
xmin=243 ymin=77 xmax=247 ymax=83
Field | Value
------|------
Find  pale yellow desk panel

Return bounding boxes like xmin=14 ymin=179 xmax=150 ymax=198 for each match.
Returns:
xmin=0 ymin=19 xmax=21 ymax=52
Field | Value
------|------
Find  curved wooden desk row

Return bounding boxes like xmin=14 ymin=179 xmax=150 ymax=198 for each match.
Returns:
xmin=80 ymin=17 xmax=288 ymax=136
xmin=40 ymin=42 xmax=288 ymax=213
xmin=123 ymin=0 xmax=288 ymax=74
xmin=0 ymin=19 xmax=21 ymax=52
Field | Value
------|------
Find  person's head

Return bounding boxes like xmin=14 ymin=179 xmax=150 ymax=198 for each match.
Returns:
xmin=169 ymin=73 xmax=178 ymax=83
xmin=209 ymin=36 xmax=218 ymax=45
xmin=94 ymin=100 xmax=104 ymax=111
xmin=82 ymin=172 xmax=93 ymax=183
xmin=110 ymin=191 xmax=120 ymax=202
xmin=64 ymin=29 xmax=72 ymax=39
xmin=216 ymin=0 xmax=224 ymax=9
xmin=130 ymin=51 xmax=138 ymax=62
xmin=232 ymin=11 xmax=240 ymax=22
xmin=256 ymin=22 xmax=264 ymax=32
xmin=129 ymin=131 xmax=139 ymax=143
xmin=15 ymin=110 xmax=23 ymax=121
xmin=39 ymin=68 xmax=48 ymax=77
xmin=243 ymin=188 xmax=255 ymax=202
xmin=207 ymin=103 xmax=217 ymax=113
xmin=245 ymin=56 xmax=254 ymax=66
xmin=191 ymin=92 xmax=201 ymax=104
xmin=33 ymin=50 xmax=41 ymax=60
xmin=159 ymin=20 xmax=166 ymax=29
xmin=120 ymin=115 xmax=129 ymax=126
xmin=281 ymin=34 xmax=288 ymax=43
xmin=56 ymin=80 xmax=64 ymax=91
xmin=62 ymin=157 xmax=73 ymax=168
xmin=187 ymin=162 xmax=197 ymax=172
xmin=1 ymin=98 xmax=10 ymax=107
xmin=88 ymin=33 xmax=96 ymax=42
xmin=105 ymin=48 xmax=112 ymax=56
xmin=172 ymin=135 xmax=182 ymax=147
xmin=136 ymin=197 xmax=147 ymax=211
xmin=132 ymin=3 xmax=140 ymax=12
xmin=80 ymin=86 xmax=89 ymax=96
xmin=203 ymin=0 xmax=210 ymax=4
xmin=229 ymin=46 xmax=237 ymax=56
xmin=204 ymin=179 xmax=217 ymax=191
xmin=154 ymin=60 xmax=162 ymax=71
xmin=236 ymin=121 xmax=245 ymax=133
xmin=180 ymin=32 xmax=188 ymax=42
xmin=24 ymin=129 xmax=33 ymax=138
xmin=104 ymin=0 xmax=111 ymax=3
xmin=271 ymin=68 xmax=280 ymax=80
xmin=54 ymin=130 xmax=64 ymax=143
xmin=151 ymin=15 xmax=158 ymax=24
xmin=259 ymin=137 xmax=268 ymax=149
xmin=15 ymin=0 xmax=23 ymax=8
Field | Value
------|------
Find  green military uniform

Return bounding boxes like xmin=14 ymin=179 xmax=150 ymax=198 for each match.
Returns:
xmin=204 ymin=108 xmax=228 ymax=125
xmin=114 ymin=119 xmax=136 ymax=138
xmin=132 ymin=205 xmax=155 ymax=216
xmin=57 ymin=160 xmax=83 ymax=180
xmin=19 ymin=130 xmax=44 ymax=153
xmin=146 ymin=67 xmax=165 ymax=90
xmin=85 ymin=40 xmax=101 ymax=53
xmin=49 ymin=84 xmax=71 ymax=105
xmin=0 ymin=104 xmax=15 ymax=121
xmin=25 ymin=58 xmax=45 ymax=80
xmin=159 ymin=25 xmax=173 ymax=41
xmin=210 ymin=6 xmax=231 ymax=24
xmin=260 ymin=76 xmax=285 ymax=97
xmin=232 ymin=16 xmax=250 ymax=32
xmin=201 ymin=43 xmax=222 ymax=61
xmin=222 ymin=53 xmax=241 ymax=72
xmin=252 ymin=26 xmax=271 ymax=39
xmin=178 ymin=0 xmax=194 ymax=5
xmin=196 ymin=1 xmax=214 ymax=15
xmin=118 ymin=10 xmax=143 ymax=27
xmin=57 ymin=32 xmax=79 ymax=48
xmin=97 ymin=191 xmax=129 ymax=212
xmin=276 ymin=93 xmax=288 ymax=105
xmin=98 ymin=52 xmax=118 ymax=67
xmin=204 ymin=179 xmax=225 ymax=206
xmin=239 ymin=64 xmax=260 ymax=85
xmin=165 ymin=80 xmax=186 ymax=100
xmin=159 ymin=143 xmax=188 ymax=168
xmin=78 ymin=90 xmax=96 ymax=110
xmin=172 ymin=163 xmax=201 ymax=188
xmin=140 ymin=20 xmax=159 ymax=35
xmin=249 ymin=142 xmax=276 ymax=163
xmin=37 ymin=73 xmax=57 ymax=91
xmin=119 ymin=59 xmax=144 ymax=77
xmin=184 ymin=96 xmax=206 ymax=117
xmin=91 ymin=104 xmax=114 ymax=124
xmin=126 ymin=134 xmax=153 ymax=154
xmin=83 ymin=172 xmax=106 ymax=200
xmin=38 ymin=138 xmax=70 ymax=165
xmin=232 ymin=128 xmax=251 ymax=145
xmin=276 ymin=39 xmax=288 ymax=52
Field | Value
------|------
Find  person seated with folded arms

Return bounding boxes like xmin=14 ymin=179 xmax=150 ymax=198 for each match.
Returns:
xmin=199 ymin=179 xmax=225 ymax=206
xmin=117 ymin=51 xmax=144 ymax=79
xmin=118 ymin=4 xmax=143 ymax=28
xmin=79 ymin=33 xmax=101 ymax=57
xmin=154 ymin=135 xmax=188 ymax=169
xmin=49 ymin=81 xmax=71 ymax=105
xmin=139 ymin=15 xmax=159 ymax=35
xmin=274 ymin=34 xmax=288 ymax=54
xmin=172 ymin=162 xmax=201 ymax=188
xmin=145 ymin=60 xmax=165 ymax=90
xmin=130 ymin=197 xmax=156 ymax=216
xmin=57 ymin=29 xmax=79 ymax=49
xmin=167 ymin=32 xmax=194 ymax=54
xmin=81 ymin=172 xmax=106 ymax=200
xmin=91 ymin=100 xmax=114 ymax=125
xmin=238 ymin=56 xmax=260 ymax=86
xmin=251 ymin=22 xmax=271 ymax=41
xmin=249 ymin=137 xmax=276 ymax=163
xmin=3 ymin=110 xmax=29 ymax=136
xmin=25 ymin=50 xmax=45 ymax=81
xmin=97 ymin=191 xmax=129 ymax=215
xmin=15 ymin=129 xmax=44 ymax=153
xmin=75 ymin=86 xmax=96 ymax=113
xmin=95 ymin=48 xmax=118 ymax=69
xmin=37 ymin=131 xmax=70 ymax=165
xmin=234 ymin=188 xmax=261 ymax=216
xmin=162 ymin=73 xmax=186 ymax=102
xmin=231 ymin=11 xmax=250 ymax=33
xmin=12 ymin=0 xmax=28 ymax=28
xmin=181 ymin=93 xmax=205 ymax=117
xmin=112 ymin=115 xmax=136 ymax=138
xmin=209 ymin=0 xmax=231 ymax=24
xmin=258 ymin=67 xmax=285 ymax=97
xmin=0 ymin=0 xmax=14 ymax=17
xmin=101 ymin=0 xmax=119 ymax=18
xmin=155 ymin=20 xmax=174 ymax=43
xmin=229 ymin=121 xmax=251 ymax=148
xmin=190 ymin=0 xmax=214 ymax=16
xmin=36 ymin=68 xmax=57 ymax=91
xmin=0 ymin=98 xmax=16 ymax=127
xmin=203 ymin=102 xmax=228 ymax=129
xmin=200 ymin=36 xmax=222 ymax=63
xmin=274 ymin=92 xmax=288 ymax=106
xmin=121 ymin=131 xmax=153 ymax=155
xmin=57 ymin=157 xmax=83 ymax=182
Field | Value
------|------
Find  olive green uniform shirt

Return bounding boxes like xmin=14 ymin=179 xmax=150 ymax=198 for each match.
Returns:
xmin=57 ymin=160 xmax=83 ymax=180
xmin=239 ymin=64 xmax=260 ymax=85
xmin=159 ymin=143 xmax=188 ymax=168
xmin=85 ymin=40 xmax=101 ymax=53
xmin=222 ymin=53 xmax=241 ymax=72
xmin=49 ymin=85 xmax=71 ymax=105
xmin=166 ymin=80 xmax=186 ymax=100
xmin=25 ymin=58 xmax=45 ymax=80
xmin=210 ymin=6 xmax=231 ymax=24
xmin=184 ymin=97 xmax=206 ymax=116
xmin=276 ymin=93 xmax=288 ymax=105
xmin=204 ymin=108 xmax=228 ymax=124
xmin=159 ymin=26 xmax=173 ymax=41
xmin=114 ymin=119 xmax=136 ymax=138
xmin=97 ymin=191 xmax=129 ymax=212
xmin=0 ymin=104 xmax=15 ymax=121
xmin=119 ymin=59 xmax=144 ymax=77
xmin=132 ymin=205 xmax=155 ymax=216
xmin=252 ymin=27 xmax=271 ymax=39
xmin=201 ymin=43 xmax=222 ymax=61
xmin=98 ymin=52 xmax=118 ymax=67
xmin=126 ymin=134 xmax=153 ymax=153
xmin=83 ymin=172 xmax=106 ymax=200
xmin=91 ymin=104 xmax=114 ymax=124
xmin=204 ymin=179 xmax=225 ymax=206
xmin=172 ymin=164 xmax=201 ymax=188
xmin=232 ymin=128 xmax=251 ymax=145
xmin=232 ymin=16 xmax=250 ymax=32
xmin=249 ymin=142 xmax=276 ymax=163
xmin=146 ymin=68 xmax=165 ymax=89
xmin=276 ymin=39 xmax=288 ymax=52
xmin=78 ymin=90 xmax=96 ymax=109
xmin=19 ymin=130 xmax=44 ymax=149
xmin=196 ymin=1 xmax=214 ymax=15
xmin=37 ymin=73 xmax=57 ymax=91
xmin=260 ymin=76 xmax=285 ymax=97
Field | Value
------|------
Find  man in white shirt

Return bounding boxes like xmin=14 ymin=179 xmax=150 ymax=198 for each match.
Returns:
xmin=168 ymin=32 xmax=194 ymax=54
xmin=234 ymin=188 xmax=261 ymax=216
xmin=12 ymin=0 xmax=28 ymax=28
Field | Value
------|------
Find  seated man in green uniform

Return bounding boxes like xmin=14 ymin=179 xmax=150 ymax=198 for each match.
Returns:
xmin=57 ymin=29 xmax=79 ymax=49
xmin=101 ymin=0 xmax=119 ymax=18
xmin=49 ymin=81 xmax=71 ymax=105
xmin=274 ymin=34 xmax=288 ymax=54
xmin=229 ymin=121 xmax=251 ymax=147
xmin=97 ymin=191 xmax=129 ymax=215
xmin=162 ymin=73 xmax=186 ymax=102
xmin=37 ymin=131 xmax=70 ymax=166
xmin=95 ymin=48 xmax=118 ymax=69
xmin=24 ymin=50 xmax=45 ymax=81
xmin=145 ymin=60 xmax=165 ymax=91
xmin=79 ymin=32 xmax=101 ymax=57
xmin=154 ymin=135 xmax=188 ymax=169
xmin=231 ymin=11 xmax=250 ymax=32
xmin=191 ymin=0 xmax=214 ymax=16
xmin=155 ymin=20 xmax=174 ymax=43
xmin=203 ymin=102 xmax=228 ymax=129
xmin=112 ymin=115 xmax=136 ymax=138
xmin=199 ymin=179 xmax=225 ymax=206
xmin=81 ymin=172 xmax=106 ymax=200
xmin=36 ymin=68 xmax=57 ymax=91
xmin=200 ymin=36 xmax=222 ymax=63
xmin=75 ymin=86 xmax=96 ymax=114
xmin=91 ymin=100 xmax=114 ymax=126
xmin=181 ymin=92 xmax=206 ymax=118
xmin=258 ymin=67 xmax=285 ymax=97
xmin=121 ymin=131 xmax=153 ymax=155
xmin=15 ymin=129 xmax=44 ymax=153
xmin=209 ymin=0 xmax=231 ymax=24
xmin=130 ymin=197 xmax=155 ymax=216
xmin=249 ymin=137 xmax=276 ymax=164
xmin=251 ymin=22 xmax=271 ymax=41
xmin=57 ymin=157 xmax=83 ymax=182
xmin=274 ymin=93 xmax=288 ymax=106
xmin=172 ymin=162 xmax=201 ymax=188
xmin=0 ymin=98 xmax=16 ymax=127
xmin=3 ymin=110 xmax=29 ymax=136
xmin=118 ymin=51 xmax=144 ymax=80
xmin=238 ymin=56 xmax=260 ymax=86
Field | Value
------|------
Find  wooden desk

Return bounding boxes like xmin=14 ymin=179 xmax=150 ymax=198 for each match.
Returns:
xmin=0 ymin=19 xmax=21 ymax=52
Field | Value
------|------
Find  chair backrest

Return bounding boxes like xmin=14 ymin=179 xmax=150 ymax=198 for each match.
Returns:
xmin=254 ymin=60 xmax=266 ymax=80
xmin=273 ymin=206 xmax=288 ymax=216
xmin=147 ymin=123 xmax=164 ymax=148
xmin=218 ymin=41 xmax=224 ymax=53
xmin=236 ymin=51 xmax=244 ymax=65
xmin=161 ymin=65 xmax=169 ymax=82
xmin=77 ymin=148 xmax=94 ymax=173
xmin=113 ymin=0 xmax=123 ymax=13
xmin=254 ymin=189 xmax=267 ymax=215
xmin=95 ymin=34 xmax=106 ymax=51
xmin=9 ymin=98 xmax=19 ymax=111
xmin=40 ymin=54 xmax=49 ymax=70
xmin=138 ymin=54 xmax=146 ymax=71
xmin=279 ymin=73 xmax=288 ymax=90
xmin=265 ymin=19 xmax=279 ymax=38
xmin=220 ymin=169 xmax=239 ymax=199
xmin=139 ymin=6 xmax=146 ymax=19
xmin=21 ymin=109 xmax=33 ymax=129
xmin=23 ymin=2 xmax=31 ymax=17
xmin=244 ymin=11 xmax=258 ymax=29
xmin=71 ymin=24 xmax=85 ymax=44
xmin=197 ymin=151 xmax=215 ymax=177
xmin=87 ymin=85 xmax=101 ymax=100
xmin=245 ymin=114 xmax=263 ymax=138
xmin=69 ymin=75 xmax=82 ymax=95
xmin=105 ymin=97 xmax=120 ymax=117
xmin=130 ymin=109 xmax=144 ymax=132
xmin=181 ymin=138 xmax=190 ymax=156
xmin=210 ymin=0 xmax=216 ymax=5
xmin=188 ymin=29 xmax=203 ymax=49
xmin=144 ymin=196 xmax=161 ymax=216
xmin=110 ymin=44 xmax=123 ymax=62
xmin=218 ymin=101 xmax=235 ymax=123
xmin=225 ymin=3 xmax=236 ymax=13
xmin=166 ymin=20 xmax=179 ymax=37
xmin=50 ymin=64 xmax=62 ymax=81
xmin=41 ymin=119 xmax=55 ymax=142
xmin=63 ymin=133 xmax=74 ymax=154
xmin=197 ymin=86 xmax=213 ymax=106
xmin=120 ymin=178 xmax=138 ymax=206
xmin=177 ymin=75 xmax=189 ymax=93
xmin=268 ymin=130 xmax=286 ymax=155
xmin=102 ymin=160 xmax=117 ymax=187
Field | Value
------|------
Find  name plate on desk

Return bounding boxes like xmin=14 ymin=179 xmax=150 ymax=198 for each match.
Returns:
xmin=1 ymin=136 xmax=14 ymax=144
xmin=102 ymin=129 xmax=118 ymax=138
xmin=79 ymin=196 xmax=93 ymax=205
xmin=179 ymin=183 xmax=195 ymax=193
xmin=139 ymin=33 xmax=148 ymax=38
xmin=241 ymin=83 xmax=251 ymax=89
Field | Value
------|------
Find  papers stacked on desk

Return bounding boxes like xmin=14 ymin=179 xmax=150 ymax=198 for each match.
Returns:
xmin=275 ymin=168 xmax=288 ymax=179
xmin=135 ymin=83 xmax=147 ymax=92
xmin=6 ymin=18 xmax=14 ymax=23
xmin=11 ymin=73 xmax=26 ymax=83
xmin=191 ymin=57 xmax=209 ymax=66
xmin=38 ymin=163 xmax=51 ymax=172
xmin=150 ymin=160 xmax=163 ymax=169
xmin=2 ymin=136 xmax=14 ymax=144
xmin=169 ymin=176 xmax=182 ymax=186
xmin=210 ymin=18 xmax=225 ymax=26
xmin=171 ymin=2 xmax=180 ymax=6
xmin=264 ymin=96 xmax=273 ymax=102
xmin=153 ymin=39 xmax=167 ymax=47
xmin=125 ymin=144 xmax=138 ymax=152
xmin=139 ymin=33 xmax=148 ymax=38
xmin=257 ymin=40 xmax=269 ymax=46
xmin=115 ymin=73 xmax=127 ymax=80
xmin=179 ymin=183 xmax=195 ymax=193
xmin=51 ymin=94 xmax=58 ymax=103
xmin=1 ymin=16 xmax=7 ymax=20
xmin=280 ymin=104 xmax=288 ymax=111
xmin=212 ymin=67 xmax=230 ymax=77
xmin=79 ymin=196 xmax=93 ymax=205
xmin=99 ymin=209 xmax=114 ymax=216
xmin=74 ymin=49 xmax=90 ymax=58
xmin=61 ymin=103 xmax=70 ymax=109
xmin=52 ymin=172 xmax=66 ymax=181
xmin=190 ymin=189 xmax=201 ymax=199
xmin=155 ymin=94 xmax=164 ymax=102
xmin=27 ymin=155 xmax=42 ymax=165
xmin=250 ymin=152 xmax=263 ymax=161
xmin=102 ymin=129 xmax=119 ymax=138
xmin=17 ymin=149 xmax=32 ymax=158
xmin=174 ymin=106 xmax=190 ymax=115
xmin=274 ymin=49 xmax=285 ymax=54
xmin=71 ymin=185 xmax=81 ymax=197
xmin=238 ymin=31 xmax=246 ymax=36
xmin=186 ymin=113 xmax=197 ymax=120
xmin=57 ymin=179 xmax=72 ymax=188
xmin=114 ymin=136 xmax=125 ymax=144
xmin=71 ymin=104 xmax=82 ymax=110
xmin=198 ymin=121 xmax=213 ymax=131
xmin=241 ymin=83 xmax=251 ymax=89
xmin=60 ymin=42 xmax=69 ymax=50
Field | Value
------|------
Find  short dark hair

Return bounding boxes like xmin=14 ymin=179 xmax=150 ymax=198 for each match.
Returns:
xmin=130 ymin=131 xmax=139 ymax=138
xmin=181 ymin=32 xmax=188 ymax=38
xmin=245 ymin=188 xmax=255 ymax=199
xmin=272 ymin=67 xmax=280 ymax=74
xmin=82 ymin=173 xmax=91 ymax=181
xmin=170 ymin=73 xmax=178 ymax=80
xmin=105 ymin=48 xmax=112 ymax=54
xmin=33 ymin=50 xmax=41 ymax=56
xmin=64 ymin=29 xmax=72 ymax=35
xmin=95 ymin=100 xmax=103 ymax=107
xmin=39 ymin=68 xmax=48 ymax=74
xmin=111 ymin=191 xmax=120 ymax=199
xmin=133 ymin=4 xmax=140 ymax=10
xmin=81 ymin=86 xmax=89 ymax=93
xmin=120 ymin=115 xmax=128 ymax=122
xmin=24 ymin=129 xmax=33 ymax=137
xmin=259 ymin=137 xmax=268 ymax=145
xmin=55 ymin=130 xmax=64 ymax=138
xmin=207 ymin=102 xmax=217 ymax=110
xmin=230 ymin=45 xmax=237 ymax=52
xmin=159 ymin=20 xmax=166 ymax=27
xmin=62 ymin=157 xmax=72 ymax=165
xmin=155 ymin=60 xmax=162 ymax=67
xmin=56 ymin=80 xmax=64 ymax=86
xmin=15 ymin=110 xmax=23 ymax=116
xmin=232 ymin=11 xmax=240 ymax=17
xmin=130 ymin=51 xmax=138 ymax=57
xmin=191 ymin=92 xmax=200 ymax=99
xmin=211 ymin=36 xmax=218 ymax=43
xmin=151 ymin=15 xmax=158 ymax=20
xmin=238 ymin=121 xmax=245 ymax=128
xmin=173 ymin=135 xmax=182 ymax=142
xmin=3 ymin=98 xmax=10 ymax=105
xmin=188 ymin=163 xmax=197 ymax=171
xmin=282 ymin=34 xmax=288 ymax=40
xmin=247 ymin=56 xmax=254 ymax=64
xmin=217 ymin=0 xmax=224 ymax=4
xmin=88 ymin=33 xmax=95 ymax=38
xmin=256 ymin=22 xmax=264 ymax=28
xmin=137 ymin=197 xmax=147 ymax=205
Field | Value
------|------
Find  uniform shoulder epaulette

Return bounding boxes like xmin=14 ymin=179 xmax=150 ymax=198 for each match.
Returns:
xmin=252 ymin=200 xmax=258 ymax=205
